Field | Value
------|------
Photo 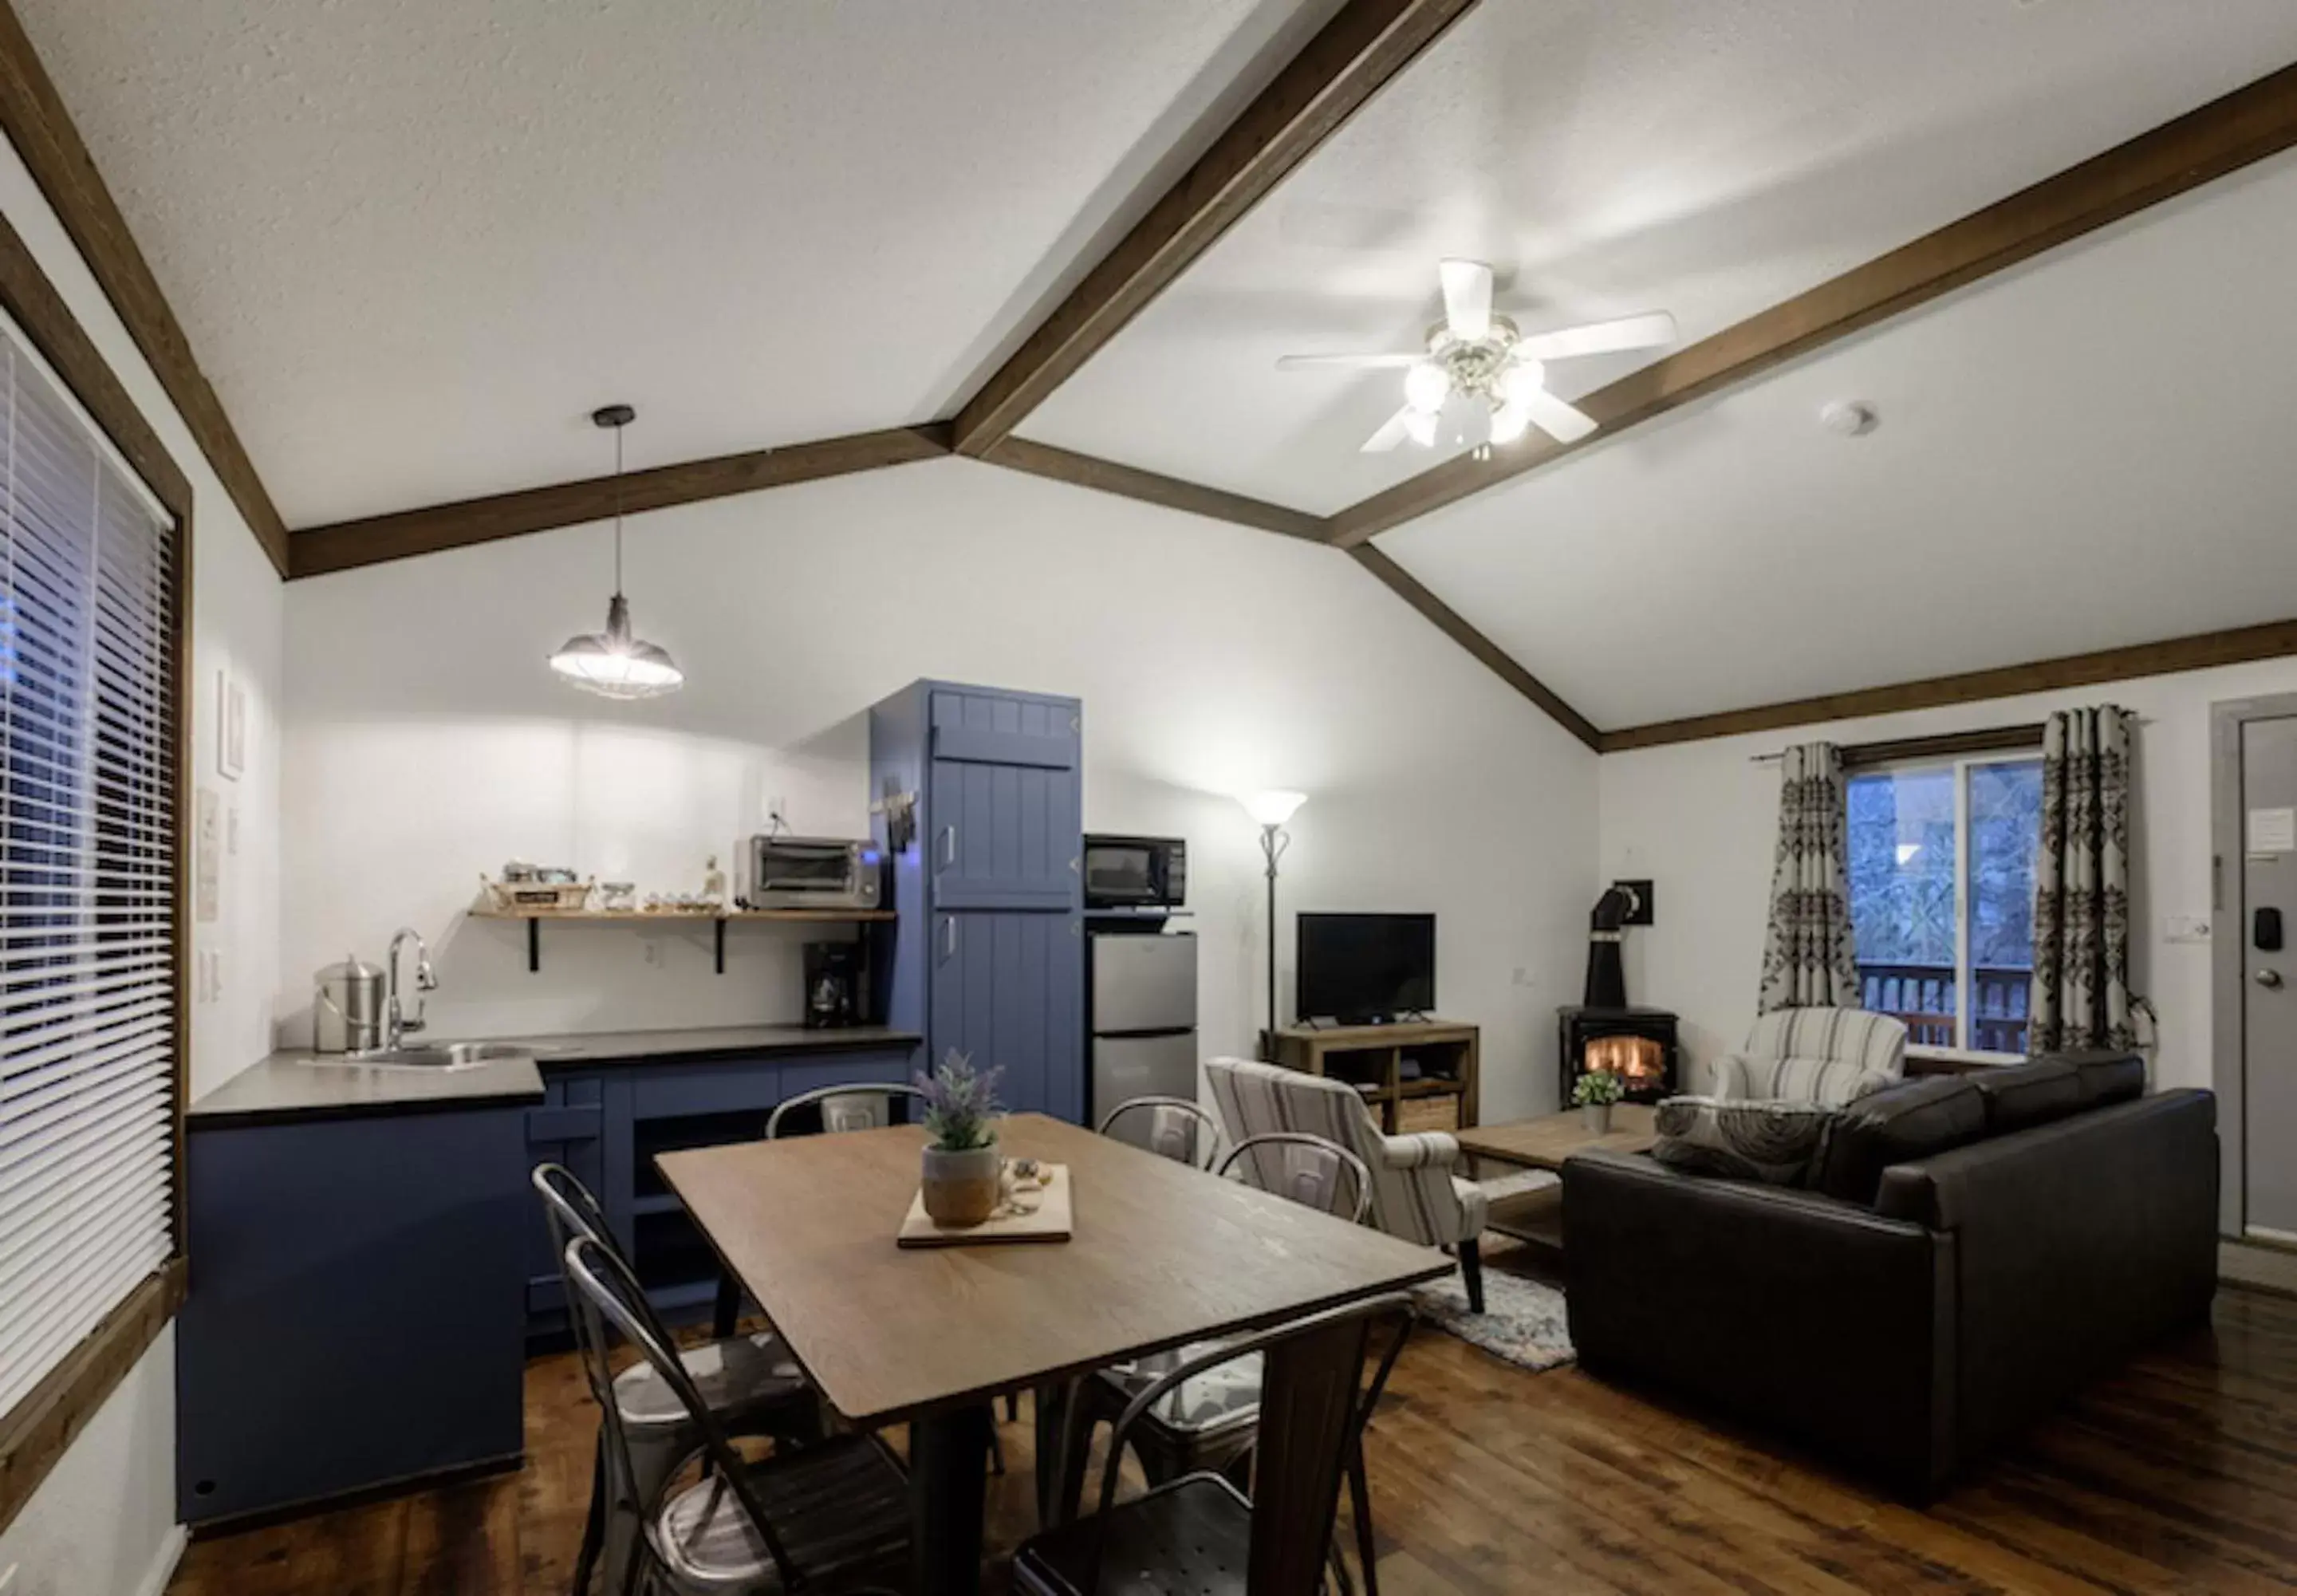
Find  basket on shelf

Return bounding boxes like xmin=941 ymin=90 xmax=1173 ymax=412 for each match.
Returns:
xmin=477 ymin=875 xmax=595 ymax=913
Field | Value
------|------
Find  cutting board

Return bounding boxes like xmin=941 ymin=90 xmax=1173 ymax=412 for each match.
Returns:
xmin=898 ymin=1164 xmax=1073 ymax=1247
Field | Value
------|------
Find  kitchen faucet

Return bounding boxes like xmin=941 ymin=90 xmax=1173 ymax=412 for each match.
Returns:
xmin=385 ymin=926 xmax=438 ymax=1050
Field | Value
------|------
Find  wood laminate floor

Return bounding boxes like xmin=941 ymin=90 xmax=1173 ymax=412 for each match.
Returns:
xmin=168 ymin=1285 xmax=2297 ymax=1595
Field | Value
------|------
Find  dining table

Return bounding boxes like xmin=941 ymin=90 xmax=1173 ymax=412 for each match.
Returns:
xmin=657 ymin=1111 xmax=1450 ymax=1596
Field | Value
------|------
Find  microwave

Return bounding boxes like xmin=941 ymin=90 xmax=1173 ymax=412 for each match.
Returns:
xmin=737 ymin=835 xmax=884 ymax=910
xmin=1082 ymin=833 xmax=1187 ymax=909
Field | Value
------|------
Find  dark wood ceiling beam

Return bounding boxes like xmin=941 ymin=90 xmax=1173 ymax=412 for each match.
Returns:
xmin=1349 ymin=546 xmax=1601 ymax=749
xmin=289 ymin=424 xmax=952 ymax=579
xmin=1600 ymin=618 xmax=2297 ymax=754
xmin=0 ymin=1 xmax=290 ymax=576
xmin=948 ymin=0 xmax=1479 ymax=458
xmin=980 ymin=437 xmax=1326 ymax=540
xmin=1328 ymin=59 xmax=2297 ymax=547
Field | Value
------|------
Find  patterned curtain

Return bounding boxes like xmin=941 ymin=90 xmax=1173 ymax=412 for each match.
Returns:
xmin=2030 ymin=706 xmax=2138 ymax=1052
xmin=1758 ymin=743 xmax=1859 ymax=1013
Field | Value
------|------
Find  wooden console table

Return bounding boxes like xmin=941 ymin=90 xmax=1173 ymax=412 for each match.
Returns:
xmin=1266 ymin=1020 xmax=1479 ymax=1134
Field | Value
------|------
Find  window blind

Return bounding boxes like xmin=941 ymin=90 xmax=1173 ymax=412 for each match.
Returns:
xmin=0 ymin=323 xmax=179 ymax=1422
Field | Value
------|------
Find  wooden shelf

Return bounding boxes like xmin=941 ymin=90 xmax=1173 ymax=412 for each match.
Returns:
xmin=1267 ymin=1019 xmax=1480 ymax=1134
xmin=467 ymin=904 xmax=896 ymax=974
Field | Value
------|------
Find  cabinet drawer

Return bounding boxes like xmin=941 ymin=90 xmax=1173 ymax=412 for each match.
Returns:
xmin=630 ymin=1060 xmax=783 ymax=1121
xmin=526 ymin=1103 xmax=602 ymax=1143
xmin=776 ymin=1049 xmax=919 ymax=1097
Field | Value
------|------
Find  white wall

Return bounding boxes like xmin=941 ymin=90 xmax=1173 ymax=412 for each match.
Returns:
xmin=0 ymin=124 xmax=284 ymax=1594
xmin=1599 ymin=657 xmax=2297 ymax=1096
xmin=282 ymin=456 xmax=1599 ymax=1121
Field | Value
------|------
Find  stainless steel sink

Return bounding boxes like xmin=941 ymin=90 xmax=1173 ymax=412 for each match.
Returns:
xmin=300 ymin=1041 xmax=535 ymax=1072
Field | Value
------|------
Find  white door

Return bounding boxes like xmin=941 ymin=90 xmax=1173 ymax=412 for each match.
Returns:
xmin=2242 ymin=716 xmax=2297 ymax=1240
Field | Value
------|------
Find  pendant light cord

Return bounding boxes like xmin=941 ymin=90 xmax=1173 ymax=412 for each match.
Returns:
xmin=613 ymin=421 xmax=625 ymax=598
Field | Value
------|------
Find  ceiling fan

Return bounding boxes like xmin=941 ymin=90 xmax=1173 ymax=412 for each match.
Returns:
xmin=1278 ymin=259 xmax=1676 ymax=454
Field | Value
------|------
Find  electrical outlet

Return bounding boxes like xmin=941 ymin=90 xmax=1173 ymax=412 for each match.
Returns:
xmin=2165 ymin=914 xmax=2212 ymax=944
xmin=643 ymin=940 xmax=664 ymax=968
xmin=1512 ymin=967 xmax=1534 ymax=988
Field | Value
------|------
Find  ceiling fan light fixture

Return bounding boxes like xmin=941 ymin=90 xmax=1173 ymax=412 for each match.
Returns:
xmin=1489 ymin=404 xmax=1532 ymax=446
xmin=1404 ymin=361 xmax=1450 ymax=414
xmin=1501 ymin=359 xmax=1547 ymax=401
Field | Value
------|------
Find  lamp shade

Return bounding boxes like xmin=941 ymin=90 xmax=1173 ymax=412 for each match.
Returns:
xmin=549 ymin=593 xmax=684 ymax=700
xmin=1241 ymin=790 xmax=1306 ymax=826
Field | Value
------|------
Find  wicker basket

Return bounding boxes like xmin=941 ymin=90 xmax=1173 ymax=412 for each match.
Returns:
xmin=478 ymin=876 xmax=594 ymax=912
xmin=1396 ymin=1092 xmax=1463 ymax=1135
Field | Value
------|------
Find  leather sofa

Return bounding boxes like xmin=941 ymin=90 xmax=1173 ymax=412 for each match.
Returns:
xmin=1561 ymin=1052 xmax=2219 ymax=1499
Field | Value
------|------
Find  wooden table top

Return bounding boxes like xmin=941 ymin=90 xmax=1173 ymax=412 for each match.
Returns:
xmin=657 ymin=1113 xmax=1452 ymax=1427
xmin=1454 ymin=1104 xmax=1660 ymax=1170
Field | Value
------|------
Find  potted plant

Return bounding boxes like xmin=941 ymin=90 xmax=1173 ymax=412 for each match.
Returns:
xmin=915 ymin=1050 xmax=1006 ymax=1227
xmin=1572 ymin=1069 xmax=1625 ymax=1134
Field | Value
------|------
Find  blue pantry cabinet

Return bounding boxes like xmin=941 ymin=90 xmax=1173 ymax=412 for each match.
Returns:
xmin=873 ymin=680 xmax=1085 ymax=1121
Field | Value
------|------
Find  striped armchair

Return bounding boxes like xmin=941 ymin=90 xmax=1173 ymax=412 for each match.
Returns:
xmin=1204 ymin=1057 xmax=1490 ymax=1312
xmin=1713 ymin=1007 xmax=1907 ymax=1106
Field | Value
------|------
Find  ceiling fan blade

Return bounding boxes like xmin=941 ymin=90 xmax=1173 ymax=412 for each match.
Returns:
xmin=1515 ymin=311 xmax=1678 ymax=361
xmin=1275 ymin=353 xmax=1424 ymax=369
xmin=1361 ymin=407 xmax=1416 ymax=453
xmin=1438 ymin=258 xmax=1492 ymax=342
xmin=1519 ymin=388 xmax=1598 ymax=443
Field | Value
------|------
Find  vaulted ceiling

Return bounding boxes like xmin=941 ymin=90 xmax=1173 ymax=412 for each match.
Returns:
xmin=14 ymin=0 xmax=2297 ymax=744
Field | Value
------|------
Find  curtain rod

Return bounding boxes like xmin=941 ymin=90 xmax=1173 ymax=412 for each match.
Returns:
xmin=1747 ymin=716 xmax=2152 ymax=766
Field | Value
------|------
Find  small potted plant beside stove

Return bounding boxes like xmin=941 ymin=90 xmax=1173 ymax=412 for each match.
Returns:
xmin=916 ymin=1050 xmax=1006 ymax=1227
xmin=1572 ymin=1068 xmax=1625 ymax=1135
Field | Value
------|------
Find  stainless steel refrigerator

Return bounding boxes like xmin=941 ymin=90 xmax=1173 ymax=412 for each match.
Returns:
xmin=1087 ymin=928 xmax=1199 ymax=1123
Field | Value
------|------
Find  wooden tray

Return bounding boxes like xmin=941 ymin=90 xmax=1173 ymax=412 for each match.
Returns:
xmin=898 ymin=1164 xmax=1072 ymax=1247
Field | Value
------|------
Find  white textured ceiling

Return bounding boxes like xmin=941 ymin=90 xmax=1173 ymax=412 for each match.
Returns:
xmin=1381 ymin=150 xmax=2297 ymax=731
xmin=1022 ymin=0 xmax=2297 ymax=514
xmin=14 ymin=0 xmax=1330 ymax=526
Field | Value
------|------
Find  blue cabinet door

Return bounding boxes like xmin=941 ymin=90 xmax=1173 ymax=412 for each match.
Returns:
xmin=523 ymin=1074 xmax=605 ymax=1325
xmin=930 ymin=911 xmax=1084 ymax=1121
xmin=928 ymin=689 xmax=1081 ymax=912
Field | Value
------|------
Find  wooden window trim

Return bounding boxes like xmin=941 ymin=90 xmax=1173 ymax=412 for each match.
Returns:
xmin=0 ymin=206 xmax=194 ymax=1533
xmin=1838 ymin=724 xmax=2045 ymax=771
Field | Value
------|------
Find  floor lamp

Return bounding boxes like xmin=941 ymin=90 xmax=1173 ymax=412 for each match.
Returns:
xmin=1242 ymin=790 xmax=1306 ymax=1060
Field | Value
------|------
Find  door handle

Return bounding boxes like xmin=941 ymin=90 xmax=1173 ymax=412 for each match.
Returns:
xmin=2260 ymin=969 xmax=2285 ymax=989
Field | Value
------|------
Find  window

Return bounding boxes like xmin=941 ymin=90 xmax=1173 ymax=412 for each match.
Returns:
xmin=0 ymin=318 xmax=181 ymax=1423
xmin=1848 ymin=754 xmax=2043 ymax=1057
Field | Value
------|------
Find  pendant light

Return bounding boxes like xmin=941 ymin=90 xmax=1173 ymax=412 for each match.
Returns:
xmin=548 ymin=404 xmax=684 ymax=699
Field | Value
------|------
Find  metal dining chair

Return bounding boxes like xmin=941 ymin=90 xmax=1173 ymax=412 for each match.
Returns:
xmin=1096 ymin=1094 xmax=1225 ymax=1169
xmin=1048 ymin=1131 xmax=1383 ymax=1588
xmin=533 ymin=1164 xmax=819 ymax=1596
xmin=1019 ymin=1293 xmax=1416 ymax=1596
xmin=564 ymin=1234 xmax=912 ymax=1595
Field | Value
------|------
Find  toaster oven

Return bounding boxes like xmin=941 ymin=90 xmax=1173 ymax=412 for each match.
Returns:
xmin=737 ymin=835 xmax=885 ymax=910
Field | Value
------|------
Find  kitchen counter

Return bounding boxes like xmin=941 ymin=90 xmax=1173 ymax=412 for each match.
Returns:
xmin=189 ymin=1051 xmax=547 ymax=1130
xmin=502 ymin=1023 xmax=923 ymax=1070
xmin=193 ymin=1025 xmax=922 ymax=1129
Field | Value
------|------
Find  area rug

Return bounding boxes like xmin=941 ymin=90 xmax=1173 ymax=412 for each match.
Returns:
xmin=1409 ymin=1175 xmax=1577 ymax=1373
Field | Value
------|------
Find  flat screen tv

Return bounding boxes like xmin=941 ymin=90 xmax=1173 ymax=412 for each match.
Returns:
xmin=1296 ymin=912 xmax=1436 ymax=1025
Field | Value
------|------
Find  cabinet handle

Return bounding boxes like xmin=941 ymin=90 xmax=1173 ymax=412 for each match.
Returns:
xmin=939 ymin=826 xmax=958 ymax=871
xmin=944 ymin=918 xmax=959 ymax=960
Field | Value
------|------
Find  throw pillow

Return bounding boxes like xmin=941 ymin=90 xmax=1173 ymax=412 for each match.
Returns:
xmin=1807 ymin=1075 xmax=1987 ymax=1205
xmin=1652 ymin=1096 xmax=1836 ymax=1185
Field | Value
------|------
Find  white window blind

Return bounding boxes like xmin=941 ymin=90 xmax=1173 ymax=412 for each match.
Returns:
xmin=0 ymin=322 xmax=179 ymax=1422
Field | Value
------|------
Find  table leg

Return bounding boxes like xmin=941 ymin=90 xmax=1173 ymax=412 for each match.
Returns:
xmin=910 ymin=1401 xmax=992 ymax=1596
xmin=1251 ymin=1311 xmax=1372 ymax=1596
xmin=1032 ymin=1381 xmax=1068 ymax=1527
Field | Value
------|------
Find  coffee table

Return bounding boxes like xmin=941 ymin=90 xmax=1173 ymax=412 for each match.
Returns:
xmin=1456 ymin=1104 xmax=1659 ymax=1251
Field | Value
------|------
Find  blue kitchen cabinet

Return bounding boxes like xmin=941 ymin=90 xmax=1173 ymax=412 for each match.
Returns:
xmin=872 ymin=680 xmax=1085 ymax=1120
xmin=178 ymin=1105 xmax=528 ymax=1526
xmin=522 ymin=1073 xmax=611 ymax=1331
xmin=931 ymin=909 xmax=1084 ymax=1124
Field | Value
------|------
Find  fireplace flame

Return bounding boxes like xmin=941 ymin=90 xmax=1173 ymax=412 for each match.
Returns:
xmin=1585 ymin=1034 xmax=1664 ymax=1081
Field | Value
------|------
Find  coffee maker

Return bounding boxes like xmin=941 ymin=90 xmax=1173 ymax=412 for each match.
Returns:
xmin=802 ymin=941 xmax=865 ymax=1029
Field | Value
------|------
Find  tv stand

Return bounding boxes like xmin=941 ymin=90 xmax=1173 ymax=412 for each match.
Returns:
xmin=1267 ymin=1019 xmax=1479 ymax=1135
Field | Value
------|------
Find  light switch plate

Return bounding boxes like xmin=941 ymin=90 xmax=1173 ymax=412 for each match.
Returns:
xmin=2165 ymin=914 xmax=2212 ymax=944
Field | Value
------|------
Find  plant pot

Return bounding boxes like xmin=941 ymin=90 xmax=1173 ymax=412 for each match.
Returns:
xmin=920 ymin=1142 xmax=1003 ymax=1228
xmin=1581 ymin=1103 xmax=1614 ymax=1136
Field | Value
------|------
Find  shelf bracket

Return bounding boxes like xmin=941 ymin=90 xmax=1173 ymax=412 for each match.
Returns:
xmin=527 ymin=918 xmax=540 ymax=975
xmin=715 ymin=916 xmax=727 ymax=975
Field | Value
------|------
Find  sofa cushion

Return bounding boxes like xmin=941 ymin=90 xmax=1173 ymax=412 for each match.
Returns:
xmin=2047 ymin=1050 xmax=2147 ymax=1107
xmin=1968 ymin=1059 xmax=2082 ymax=1134
xmin=1652 ymin=1096 xmax=1837 ymax=1185
xmin=1809 ymin=1076 xmax=1987 ymax=1206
